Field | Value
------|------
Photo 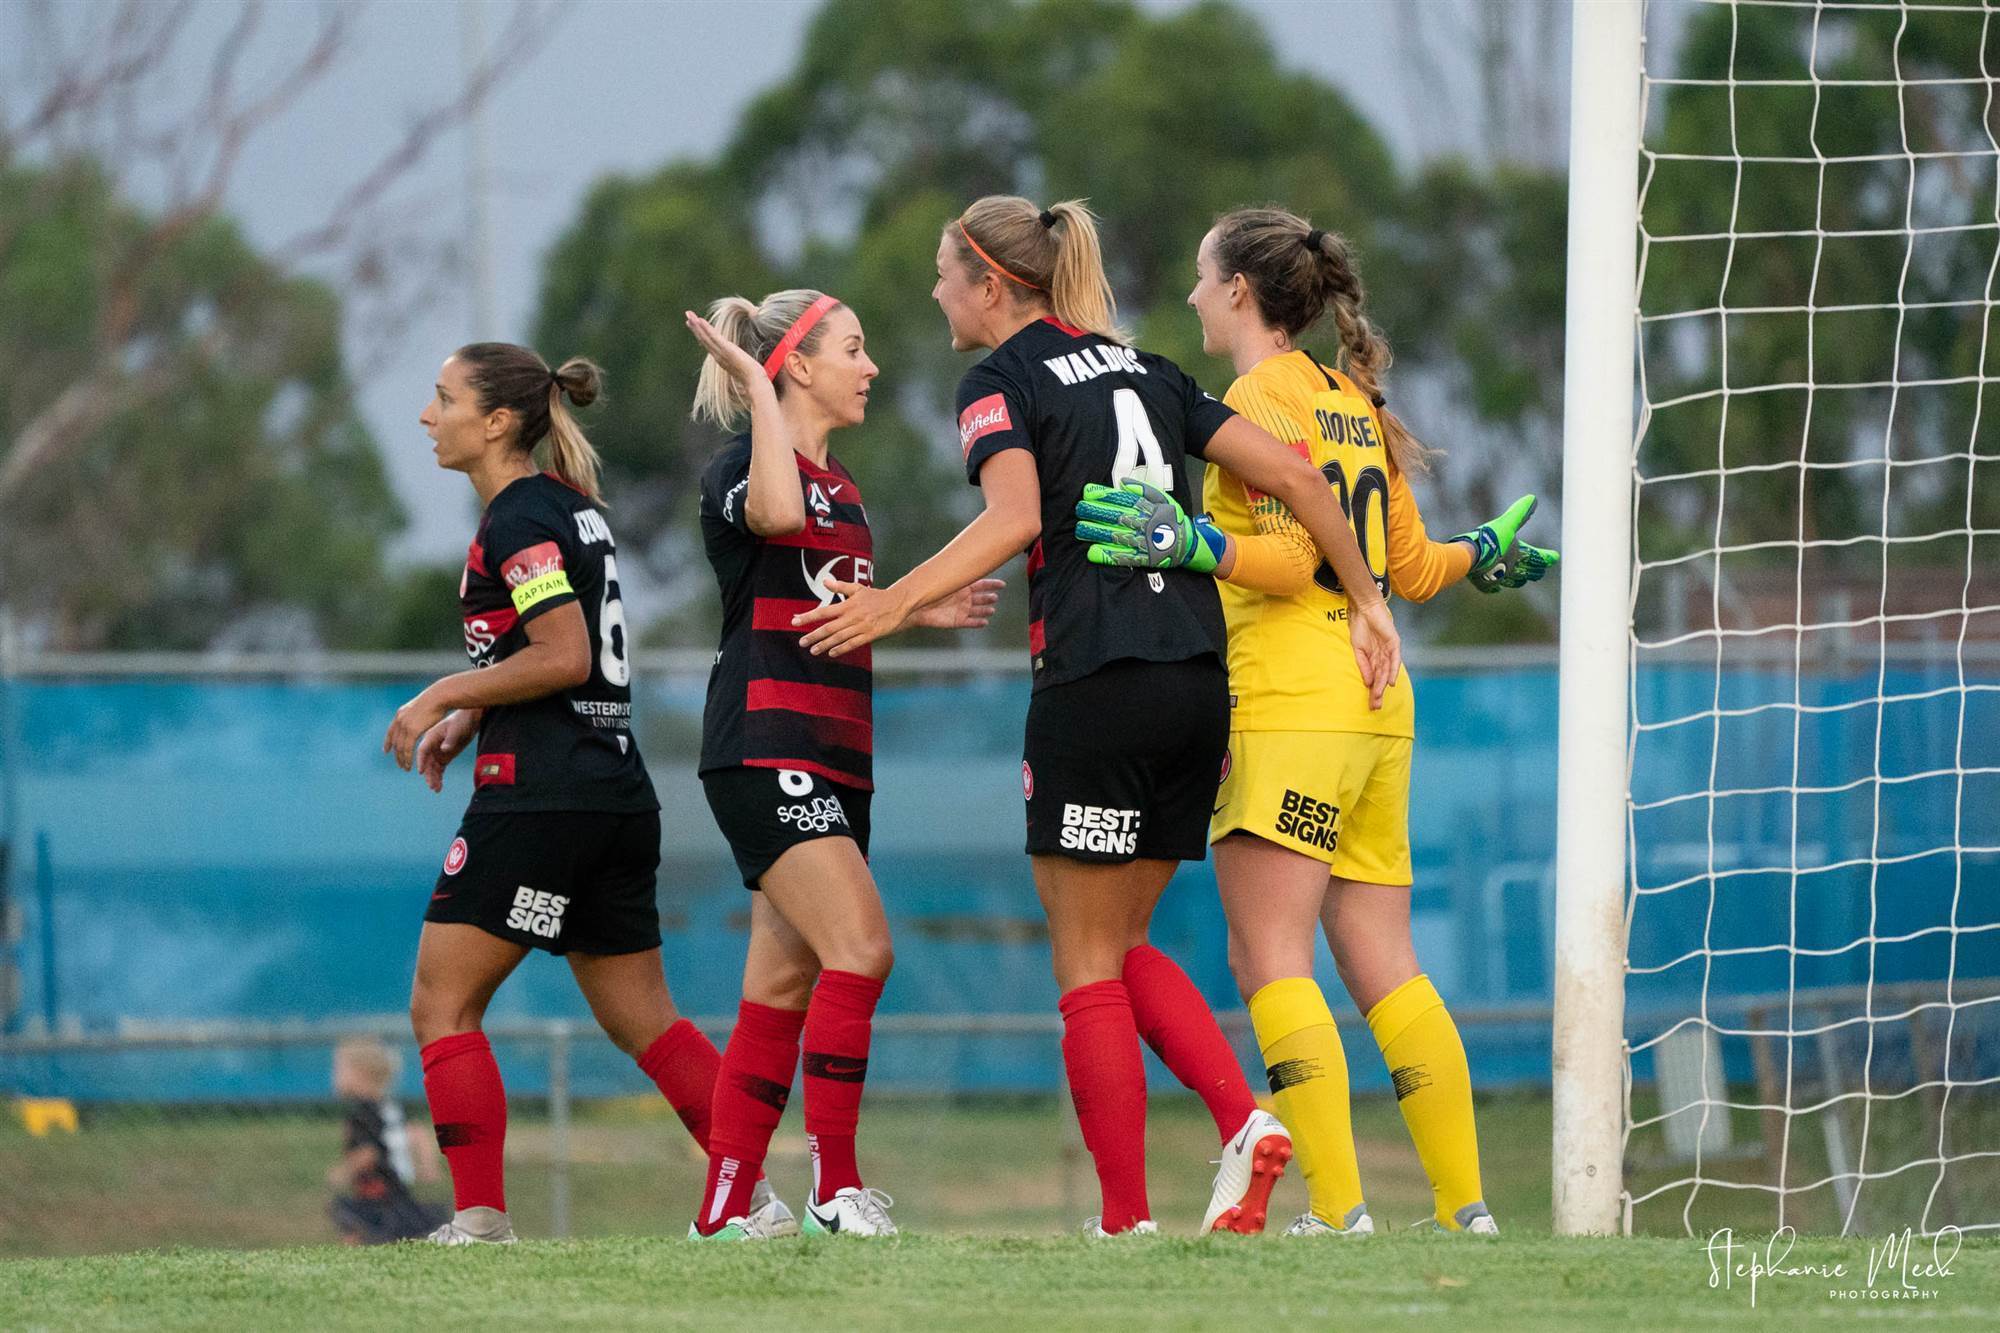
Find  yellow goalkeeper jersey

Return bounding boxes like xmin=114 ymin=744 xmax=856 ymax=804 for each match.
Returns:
xmin=1206 ymin=350 xmax=1467 ymax=736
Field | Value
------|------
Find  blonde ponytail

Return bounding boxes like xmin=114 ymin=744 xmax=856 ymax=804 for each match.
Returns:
xmin=691 ymin=297 xmax=762 ymax=429
xmin=545 ymin=358 xmax=606 ymax=503
xmin=1043 ymin=199 xmax=1121 ymax=342
xmin=689 ymin=290 xmax=842 ymax=430
xmin=951 ymin=195 xmax=1126 ymax=342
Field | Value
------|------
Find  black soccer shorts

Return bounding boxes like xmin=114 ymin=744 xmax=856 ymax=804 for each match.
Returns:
xmin=425 ymin=809 xmax=662 ymax=956
xmin=701 ymin=764 xmax=873 ymax=890
xmin=1021 ymin=654 xmax=1229 ymax=864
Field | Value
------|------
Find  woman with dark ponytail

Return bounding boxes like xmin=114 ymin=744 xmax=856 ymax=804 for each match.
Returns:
xmin=1083 ymin=206 xmax=1558 ymax=1239
xmin=796 ymin=196 xmax=1402 ymax=1237
xmin=385 ymin=343 xmax=763 ymax=1243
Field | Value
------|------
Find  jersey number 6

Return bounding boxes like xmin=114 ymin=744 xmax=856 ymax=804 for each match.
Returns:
xmin=599 ymin=553 xmax=631 ymax=686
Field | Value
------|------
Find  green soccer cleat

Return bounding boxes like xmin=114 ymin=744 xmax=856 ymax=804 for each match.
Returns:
xmin=687 ymin=1218 xmax=762 ymax=1242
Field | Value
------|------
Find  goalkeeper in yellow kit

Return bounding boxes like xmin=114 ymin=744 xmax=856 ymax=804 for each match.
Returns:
xmin=1074 ymin=207 xmax=1555 ymax=1236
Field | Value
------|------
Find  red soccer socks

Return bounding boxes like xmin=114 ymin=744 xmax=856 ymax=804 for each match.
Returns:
xmin=1059 ymin=980 xmax=1150 ymax=1232
xmin=695 ymin=1000 xmax=805 ymax=1234
xmin=1123 ymin=943 xmax=1258 ymax=1141
xmin=638 ymin=1018 xmax=723 ymax=1152
xmin=802 ymin=969 xmax=884 ymax=1198
xmin=421 ymin=1031 xmax=508 ymax=1213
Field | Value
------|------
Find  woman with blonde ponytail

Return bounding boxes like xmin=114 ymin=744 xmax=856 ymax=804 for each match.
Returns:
xmin=796 ymin=196 xmax=1401 ymax=1238
xmin=384 ymin=342 xmax=739 ymax=1245
xmin=681 ymin=291 xmax=1001 ymax=1240
xmin=1099 ymin=205 xmax=1561 ymax=1241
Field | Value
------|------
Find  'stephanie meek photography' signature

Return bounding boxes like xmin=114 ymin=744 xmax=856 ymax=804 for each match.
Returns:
xmin=1705 ymin=1225 xmax=1962 ymax=1306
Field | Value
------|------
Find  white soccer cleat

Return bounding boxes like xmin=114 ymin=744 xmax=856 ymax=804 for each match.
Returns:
xmin=803 ymin=1186 xmax=898 ymax=1236
xmin=1453 ymin=1202 xmax=1499 ymax=1235
xmin=425 ymin=1206 xmax=518 ymax=1245
xmin=1412 ymin=1202 xmax=1499 ymax=1235
xmin=745 ymin=1177 xmax=800 ymax=1238
xmin=1085 ymin=1216 xmax=1160 ymax=1238
xmin=1200 ymin=1109 xmax=1293 ymax=1235
xmin=1282 ymin=1205 xmax=1374 ymax=1237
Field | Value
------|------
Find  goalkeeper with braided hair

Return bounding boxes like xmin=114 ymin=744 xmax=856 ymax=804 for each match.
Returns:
xmin=1074 ymin=208 xmax=1555 ymax=1238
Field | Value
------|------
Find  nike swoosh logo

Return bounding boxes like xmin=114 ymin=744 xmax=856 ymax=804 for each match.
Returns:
xmin=1232 ymin=1122 xmax=1255 ymax=1154
xmin=1212 ymin=806 xmax=1226 ymax=817
xmin=810 ymin=1203 xmax=842 ymax=1233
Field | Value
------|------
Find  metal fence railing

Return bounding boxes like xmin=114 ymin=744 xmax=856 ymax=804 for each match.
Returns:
xmin=2 ymin=1005 xmax=1557 ymax=1256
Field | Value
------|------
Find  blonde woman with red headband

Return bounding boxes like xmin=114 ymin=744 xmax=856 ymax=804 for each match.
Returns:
xmin=682 ymin=291 xmax=1002 ymax=1239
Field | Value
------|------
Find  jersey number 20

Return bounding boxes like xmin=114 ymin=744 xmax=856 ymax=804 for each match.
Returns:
xmin=1311 ymin=460 xmax=1391 ymax=599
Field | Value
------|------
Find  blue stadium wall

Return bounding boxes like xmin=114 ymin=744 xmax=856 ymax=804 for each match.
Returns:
xmin=3 ymin=664 xmax=1993 ymax=1101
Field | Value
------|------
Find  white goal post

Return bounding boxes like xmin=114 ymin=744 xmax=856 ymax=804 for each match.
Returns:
xmin=1556 ymin=0 xmax=2000 ymax=1239
xmin=1553 ymin=0 xmax=1644 ymax=1238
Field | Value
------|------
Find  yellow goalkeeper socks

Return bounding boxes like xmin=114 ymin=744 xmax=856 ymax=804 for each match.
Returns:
xmin=1365 ymin=973 xmax=1486 ymax=1228
xmin=1248 ymin=976 xmax=1367 ymax=1229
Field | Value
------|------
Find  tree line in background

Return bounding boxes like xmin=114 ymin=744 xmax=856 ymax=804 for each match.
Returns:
xmin=533 ymin=0 xmax=1570 ymax=649
xmin=2 ymin=0 xmax=1988 ymax=653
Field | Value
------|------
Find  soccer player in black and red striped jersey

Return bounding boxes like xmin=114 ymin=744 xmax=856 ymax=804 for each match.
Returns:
xmin=796 ymin=198 xmax=1402 ymax=1236
xmin=385 ymin=343 xmax=787 ymax=1243
xmin=683 ymin=291 xmax=1001 ymax=1239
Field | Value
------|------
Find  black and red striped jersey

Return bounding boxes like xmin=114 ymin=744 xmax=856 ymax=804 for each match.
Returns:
xmin=697 ymin=437 xmax=875 ymax=790
xmin=958 ymin=317 xmax=1235 ymax=691
xmin=458 ymin=473 xmax=657 ymax=813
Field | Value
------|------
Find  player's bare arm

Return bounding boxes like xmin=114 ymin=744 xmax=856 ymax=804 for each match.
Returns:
xmin=383 ymin=604 xmax=591 ymax=770
xmin=795 ymin=449 xmax=1040 ymax=657
xmin=1201 ymin=415 xmax=1401 ymax=708
xmin=685 ymin=309 xmax=806 ymax=535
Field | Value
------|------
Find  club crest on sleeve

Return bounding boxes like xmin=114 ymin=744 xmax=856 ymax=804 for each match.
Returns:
xmin=443 ymin=837 xmax=468 ymax=876
xmin=1022 ymin=761 xmax=1034 ymax=801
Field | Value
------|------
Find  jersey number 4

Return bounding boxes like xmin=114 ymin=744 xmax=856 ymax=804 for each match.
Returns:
xmin=1109 ymin=387 xmax=1173 ymax=493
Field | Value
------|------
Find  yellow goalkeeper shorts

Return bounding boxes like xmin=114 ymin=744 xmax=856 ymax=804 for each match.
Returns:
xmin=1210 ymin=730 xmax=1414 ymax=886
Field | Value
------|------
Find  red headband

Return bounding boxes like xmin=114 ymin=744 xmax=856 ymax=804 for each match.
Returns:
xmin=958 ymin=221 xmax=1044 ymax=291
xmin=762 ymin=295 xmax=842 ymax=380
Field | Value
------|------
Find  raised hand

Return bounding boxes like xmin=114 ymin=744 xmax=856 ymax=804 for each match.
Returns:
xmin=1451 ymin=494 xmax=1560 ymax=594
xmin=685 ymin=310 xmax=768 ymax=389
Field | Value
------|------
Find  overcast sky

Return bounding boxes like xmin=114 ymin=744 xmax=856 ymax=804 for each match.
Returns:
xmin=8 ymin=0 xmax=1569 ymax=565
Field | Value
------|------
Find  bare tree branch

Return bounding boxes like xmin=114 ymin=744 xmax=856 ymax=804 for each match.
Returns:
xmin=274 ymin=0 xmax=564 ymax=264
xmin=5 ymin=0 xmax=196 ymax=154
xmin=0 ymin=0 xmax=568 ymax=512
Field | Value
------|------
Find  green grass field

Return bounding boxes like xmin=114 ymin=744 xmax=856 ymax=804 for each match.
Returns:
xmin=6 ymin=1232 xmax=1997 ymax=1331
xmin=8 ymin=1091 xmax=1997 ymax=1328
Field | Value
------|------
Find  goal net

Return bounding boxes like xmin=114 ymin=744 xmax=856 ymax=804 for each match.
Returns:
xmin=1619 ymin=0 xmax=2000 ymax=1236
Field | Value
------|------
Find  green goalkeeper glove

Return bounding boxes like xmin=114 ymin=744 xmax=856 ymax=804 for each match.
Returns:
xmin=1074 ymin=480 xmax=1226 ymax=574
xmin=1451 ymin=494 xmax=1560 ymax=594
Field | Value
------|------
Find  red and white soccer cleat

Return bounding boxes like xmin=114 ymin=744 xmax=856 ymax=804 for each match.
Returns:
xmin=1200 ymin=1109 xmax=1293 ymax=1235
